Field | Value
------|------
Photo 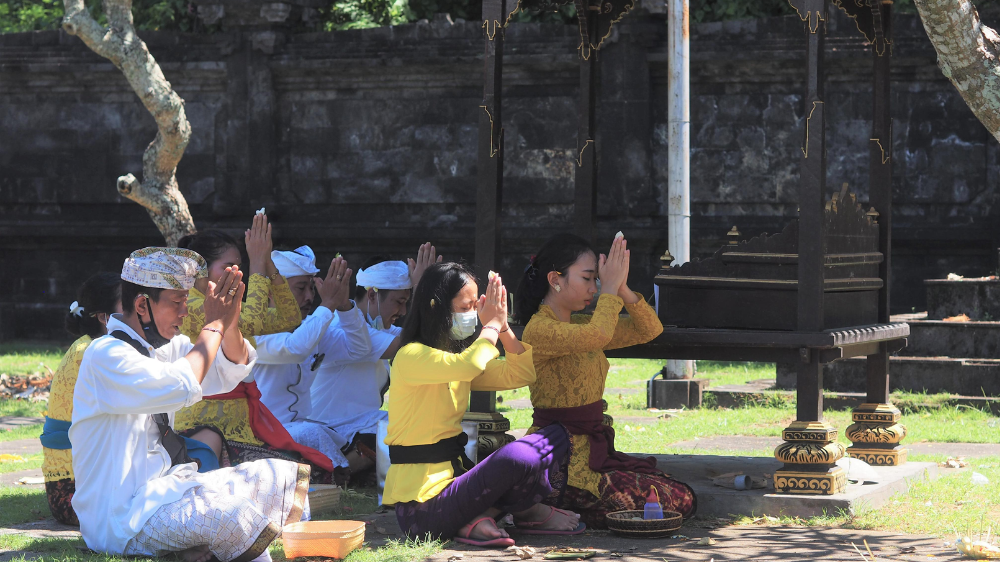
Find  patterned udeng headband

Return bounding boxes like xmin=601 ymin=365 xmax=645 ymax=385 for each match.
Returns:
xmin=121 ymin=247 xmax=208 ymax=290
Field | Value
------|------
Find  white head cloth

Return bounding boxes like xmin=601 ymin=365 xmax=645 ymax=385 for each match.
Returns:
xmin=272 ymin=246 xmax=320 ymax=278
xmin=356 ymin=261 xmax=411 ymax=291
xmin=120 ymin=247 xmax=208 ymax=290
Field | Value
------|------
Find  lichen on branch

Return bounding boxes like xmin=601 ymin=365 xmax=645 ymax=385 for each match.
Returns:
xmin=62 ymin=0 xmax=197 ymax=246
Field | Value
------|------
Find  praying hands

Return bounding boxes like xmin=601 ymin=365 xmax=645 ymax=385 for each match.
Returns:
xmin=408 ymin=242 xmax=443 ymax=288
xmin=599 ymin=235 xmax=639 ymax=304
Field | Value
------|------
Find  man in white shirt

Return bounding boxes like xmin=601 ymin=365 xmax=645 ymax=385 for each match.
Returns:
xmin=309 ymin=243 xmax=440 ymax=472
xmin=71 ymin=248 xmax=306 ymax=562
xmin=254 ymin=251 xmax=371 ymax=472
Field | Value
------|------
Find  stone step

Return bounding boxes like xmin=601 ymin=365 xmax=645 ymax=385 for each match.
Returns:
xmin=707 ymin=384 xmax=1000 ymax=414
xmin=890 ymin=312 xmax=1000 ymax=358
xmin=777 ymin=356 xmax=1000 ymax=396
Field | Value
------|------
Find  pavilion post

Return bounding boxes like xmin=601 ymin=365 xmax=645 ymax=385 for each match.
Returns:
xmin=774 ymin=0 xmax=847 ymax=495
xmin=469 ymin=0 xmax=515 ymax=461
xmin=573 ymin=42 xmax=599 ymax=243
xmin=847 ymin=0 xmax=908 ymax=466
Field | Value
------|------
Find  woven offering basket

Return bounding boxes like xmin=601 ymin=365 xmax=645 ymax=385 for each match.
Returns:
xmin=605 ymin=510 xmax=683 ymax=539
xmin=307 ymin=484 xmax=342 ymax=514
xmin=282 ymin=520 xmax=365 ymax=559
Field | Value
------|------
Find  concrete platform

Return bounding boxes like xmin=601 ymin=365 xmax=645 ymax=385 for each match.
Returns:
xmin=652 ymin=454 xmax=940 ymax=519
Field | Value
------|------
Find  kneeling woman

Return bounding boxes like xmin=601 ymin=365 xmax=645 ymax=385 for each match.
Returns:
xmin=518 ymin=233 xmax=696 ymax=528
xmin=383 ymin=263 xmax=584 ymax=546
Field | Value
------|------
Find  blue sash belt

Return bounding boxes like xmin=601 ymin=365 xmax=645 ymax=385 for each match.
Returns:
xmin=40 ymin=417 xmax=73 ymax=450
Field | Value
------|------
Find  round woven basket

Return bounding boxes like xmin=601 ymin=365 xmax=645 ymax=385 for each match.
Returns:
xmin=605 ymin=510 xmax=683 ymax=539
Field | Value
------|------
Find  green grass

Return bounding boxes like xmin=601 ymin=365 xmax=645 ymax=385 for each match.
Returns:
xmin=0 ymin=487 xmax=50 ymax=527
xmin=0 ymin=453 xmax=42 ymax=475
xmin=0 ymin=342 xmax=65 ymax=377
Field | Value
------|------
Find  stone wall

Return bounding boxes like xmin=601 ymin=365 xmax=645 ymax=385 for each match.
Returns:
xmin=2 ymin=7 xmax=998 ymax=341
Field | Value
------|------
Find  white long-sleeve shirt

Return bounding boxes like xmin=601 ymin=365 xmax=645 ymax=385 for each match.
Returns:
xmin=309 ymin=319 xmax=400 ymax=443
xmin=70 ymin=315 xmax=256 ymax=555
xmin=255 ymin=304 xmax=371 ymax=425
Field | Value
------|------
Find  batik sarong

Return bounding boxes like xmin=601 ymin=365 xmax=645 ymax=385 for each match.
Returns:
xmin=123 ymin=459 xmax=310 ymax=562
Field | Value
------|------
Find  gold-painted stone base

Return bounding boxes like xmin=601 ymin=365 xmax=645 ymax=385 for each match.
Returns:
xmin=782 ymin=421 xmax=838 ymax=442
xmin=847 ymin=447 xmax=908 ymax=466
xmin=774 ymin=467 xmax=847 ymax=495
xmin=846 ymin=403 xmax=907 ymax=467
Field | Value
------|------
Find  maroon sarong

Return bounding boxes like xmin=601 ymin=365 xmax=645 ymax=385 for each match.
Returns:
xmin=532 ymin=401 xmax=659 ymax=475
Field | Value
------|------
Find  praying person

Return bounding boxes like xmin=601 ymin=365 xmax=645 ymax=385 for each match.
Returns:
xmin=254 ymin=255 xmax=369 ymax=472
xmin=178 ymin=213 xmax=300 ymax=341
xmin=383 ymin=263 xmax=584 ymax=547
xmin=310 ymin=243 xmax=441 ymax=472
xmin=518 ymin=233 xmax=696 ymax=529
xmin=41 ymin=272 xmax=121 ymax=526
xmin=71 ymin=248 xmax=309 ymax=562
xmin=174 ymin=244 xmax=342 ymax=482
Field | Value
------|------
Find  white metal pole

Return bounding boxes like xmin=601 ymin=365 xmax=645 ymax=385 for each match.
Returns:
xmin=664 ymin=0 xmax=693 ymax=379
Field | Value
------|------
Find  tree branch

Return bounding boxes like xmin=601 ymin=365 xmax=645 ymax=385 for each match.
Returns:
xmin=62 ymin=0 xmax=196 ymax=246
xmin=914 ymin=0 xmax=1000 ymax=142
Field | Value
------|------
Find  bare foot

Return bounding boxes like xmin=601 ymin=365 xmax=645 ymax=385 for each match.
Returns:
xmin=180 ymin=545 xmax=212 ymax=562
xmin=512 ymin=504 xmax=580 ymax=531
xmin=458 ymin=517 xmax=510 ymax=542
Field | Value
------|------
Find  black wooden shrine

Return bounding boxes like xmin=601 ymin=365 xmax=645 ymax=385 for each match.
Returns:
xmin=472 ymin=0 xmax=909 ymax=494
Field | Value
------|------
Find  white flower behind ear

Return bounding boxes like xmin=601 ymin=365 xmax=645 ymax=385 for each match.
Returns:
xmin=69 ymin=301 xmax=84 ymax=317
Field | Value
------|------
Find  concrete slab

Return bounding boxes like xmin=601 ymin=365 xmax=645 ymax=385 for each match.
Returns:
xmin=0 ymin=468 xmax=43 ymax=487
xmin=426 ymin=526 xmax=962 ymax=562
xmin=908 ymin=442 xmax=1000 ymax=457
xmin=0 ymin=417 xmax=42 ymax=431
xmin=651 ymin=454 xmax=940 ymax=519
xmin=0 ymin=438 xmax=41 ymax=456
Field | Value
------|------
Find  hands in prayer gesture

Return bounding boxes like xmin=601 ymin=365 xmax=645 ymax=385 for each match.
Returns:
xmin=245 ymin=213 xmax=273 ymax=276
xmin=204 ymin=266 xmax=245 ymax=330
xmin=478 ymin=272 xmax=507 ymax=331
xmin=599 ymin=235 xmax=639 ymax=304
xmin=408 ymin=242 xmax=443 ymax=288
xmin=315 ymin=257 xmax=354 ymax=312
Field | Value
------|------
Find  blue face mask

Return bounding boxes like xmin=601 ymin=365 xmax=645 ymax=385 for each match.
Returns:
xmin=368 ymin=295 xmax=385 ymax=331
xmin=449 ymin=311 xmax=478 ymax=340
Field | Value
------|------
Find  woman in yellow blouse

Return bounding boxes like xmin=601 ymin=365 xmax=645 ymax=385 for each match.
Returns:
xmin=518 ymin=233 xmax=696 ymax=529
xmin=385 ymin=263 xmax=584 ymax=547
xmin=41 ymin=272 xmax=121 ymax=525
xmin=178 ymin=213 xmax=300 ymax=341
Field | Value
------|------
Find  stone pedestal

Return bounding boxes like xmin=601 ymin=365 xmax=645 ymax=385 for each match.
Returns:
xmin=463 ymin=409 xmax=514 ymax=459
xmin=846 ymin=403 xmax=908 ymax=466
xmin=647 ymin=377 xmax=709 ymax=409
xmin=773 ymin=421 xmax=847 ymax=495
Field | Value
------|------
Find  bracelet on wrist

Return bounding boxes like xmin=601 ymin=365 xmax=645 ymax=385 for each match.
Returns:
xmin=202 ymin=327 xmax=224 ymax=337
xmin=500 ymin=326 xmax=509 ymax=333
xmin=482 ymin=326 xmax=500 ymax=336
xmin=267 ymin=271 xmax=282 ymax=281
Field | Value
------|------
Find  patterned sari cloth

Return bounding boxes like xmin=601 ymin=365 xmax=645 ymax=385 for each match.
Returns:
xmin=523 ymin=293 xmax=696 ymax=529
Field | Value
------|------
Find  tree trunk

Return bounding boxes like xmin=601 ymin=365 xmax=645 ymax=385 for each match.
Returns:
xmin=913 ymin=0 xmax=1000 ymax=143
xmin=62 ymin=0 xmax=197 ymax=246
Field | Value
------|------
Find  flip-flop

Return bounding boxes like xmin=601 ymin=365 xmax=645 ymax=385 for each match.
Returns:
xmin=453 ymin=517 xmax=516 ymax=547
xmin=513 ymin=506 xmax=587 ymax=535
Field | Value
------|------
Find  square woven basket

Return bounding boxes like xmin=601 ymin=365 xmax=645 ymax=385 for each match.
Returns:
xmin=282 ymin=520 xmax=365 ymax=559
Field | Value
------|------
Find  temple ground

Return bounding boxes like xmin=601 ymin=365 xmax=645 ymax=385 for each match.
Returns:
xmin=3 ymin=346 xmax=1000 ymax=561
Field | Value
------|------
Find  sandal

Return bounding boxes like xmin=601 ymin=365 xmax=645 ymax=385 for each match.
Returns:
xmin=453 ymin=517 xmax=516 ymax=547
xmin=514 ymin=506 xmax=586 ymax=535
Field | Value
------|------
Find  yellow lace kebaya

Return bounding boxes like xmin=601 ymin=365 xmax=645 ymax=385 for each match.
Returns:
xmin=42 ymin=335 xmax=92 ymax=482
xmin=180 ymin=273 xmax=301 ymax=342
xmin=175 ymin=273 xmax=301 ymax=438
xmin=522 ymin=292 xmax=662 ymax=496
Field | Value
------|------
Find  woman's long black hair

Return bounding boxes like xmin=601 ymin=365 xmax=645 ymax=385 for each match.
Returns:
xmin=515 ymin=233 xmax=596 ymax=324
xmin=177 ymin=230 xmax=240 ymax=266
xmin=399 ymin=262 xmax=478 ymax=353
xmin=65 ymin=272 xmax=121 ymax=339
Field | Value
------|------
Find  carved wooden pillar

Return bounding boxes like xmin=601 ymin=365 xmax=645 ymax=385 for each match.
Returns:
xmin=773 ymin=0 xmax=846 ymax=495
xmin=847 ymin=0 xmax=907 ymax=466
xmin=469 ymin=0 xmax=515 ymax=460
